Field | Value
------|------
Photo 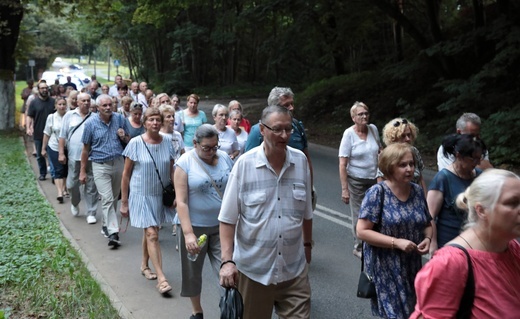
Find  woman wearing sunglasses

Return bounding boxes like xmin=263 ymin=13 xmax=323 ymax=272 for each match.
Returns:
xmin=379 ymin=118 xmax=427 ymax=195
xmin=427 ymin=134 xmax=487 ymax=253
xmin=174 ymin=124 xmax=234 ymax=319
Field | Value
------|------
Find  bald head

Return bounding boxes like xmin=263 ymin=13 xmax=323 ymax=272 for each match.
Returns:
xmin=131 ymin=82 xmax=139 ymax=94
xmin=77 ymin=92 xmax=91 ymax=113
xmin=139 ymin=82 xmax=148 ymax=93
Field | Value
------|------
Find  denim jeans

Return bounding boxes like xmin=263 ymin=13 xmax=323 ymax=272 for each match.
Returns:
xmin=46 ymin=147 xmax=66 ymax=179
xmin=34 ymin=139 xmax=47 ymax=177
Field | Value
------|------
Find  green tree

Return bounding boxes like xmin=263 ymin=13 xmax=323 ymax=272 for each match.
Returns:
xmin=0 ymin=0 xmax=24 ymax=130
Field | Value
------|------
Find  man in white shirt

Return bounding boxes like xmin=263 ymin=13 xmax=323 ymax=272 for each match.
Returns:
xmin=219 ymin=105 xmax=313 ymax=319
xmin=58 ymin=93 xmax=99 ymax=224
xmin=137 ymin=81 xmax=148 ymax=108
xmin=129 ymin=82 xmax=139 ymax=102
xmin=108 ymin=75 xmax=124 ymax=97
xmin=437 ymin=112 xmax=492 ymax=171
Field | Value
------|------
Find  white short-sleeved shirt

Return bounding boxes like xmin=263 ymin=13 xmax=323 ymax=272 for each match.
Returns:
xmin=43 ymin=112 xmax=64 ymax=152
xmin=338 ymin=124 xmax=380 ymax=179
xmin=174 ymin=111 xmax=184 ymax=133
xmin=59 ymin=109 xmax=91 ymax=161
xmin=437 ymin=145 xmax=490 ymax=171
xmin=175 ymin=149 xmax=233 ymax=227
xmin=219 ymin=144 xmax=312 ymax=285
xmin=108 ymin=85 xmax=118 ymax=97
xmin=137 ymin=93 xmax=148 ymax=109
xmin=159 ymin=131 xmax=185 ymax=162
xmin=217 ymin=126 xmax=239 ymax=157
xmin=234 ymin=128 xmax=248 ymax=158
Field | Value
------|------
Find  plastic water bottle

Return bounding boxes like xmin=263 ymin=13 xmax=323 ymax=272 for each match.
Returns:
xmin=187 ymin=234 xmax=208 ymax=261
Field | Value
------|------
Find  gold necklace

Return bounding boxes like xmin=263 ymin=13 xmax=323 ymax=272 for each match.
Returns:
xmin=458 ymin=235 xmax=473 ymax=249
xmin=472 ymin=229 xmax=489 ymax=251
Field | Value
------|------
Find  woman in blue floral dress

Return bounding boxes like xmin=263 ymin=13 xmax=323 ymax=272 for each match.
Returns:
xmin=357 ymin=143 xmax=433 ymax=319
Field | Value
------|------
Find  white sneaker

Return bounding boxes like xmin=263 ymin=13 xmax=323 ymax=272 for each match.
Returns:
xmin=71 ymin=204 xmax=80 ymax=216
xmin=86 ymin=215 xmax=97 ymax=224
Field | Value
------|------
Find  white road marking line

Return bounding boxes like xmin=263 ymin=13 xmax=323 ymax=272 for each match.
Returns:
xmin=313 ymin=210 xmax=352 ymax=228
xmin=315 ymin=204 xmax=351 ymax=220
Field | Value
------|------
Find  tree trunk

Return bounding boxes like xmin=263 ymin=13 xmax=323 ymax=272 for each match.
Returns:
xmin=368 ymin=0 xmax=458 ymax=77
xmin=0 ymin=1 xmax=23 ymax=130
xmin=425 ymin=0 xmax=443 ymax=42
xmin=0 ymin=76 xmax=16 ymax=130
xmin=393 ymin=0 xmax=404 ymax=62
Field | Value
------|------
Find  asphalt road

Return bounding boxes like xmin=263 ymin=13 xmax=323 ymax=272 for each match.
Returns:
xmin=26 ymin=99 xmax=438 ymax=319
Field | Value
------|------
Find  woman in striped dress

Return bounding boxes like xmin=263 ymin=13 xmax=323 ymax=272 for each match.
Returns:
xmin=120 ymin=107 xmax=176 ymax=294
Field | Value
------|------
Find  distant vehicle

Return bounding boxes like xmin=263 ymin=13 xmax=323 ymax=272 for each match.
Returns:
xmin=69 ymin=64 xmax=83 ymax=70
xmin=51 ymin=57 xmax=68 ymax=70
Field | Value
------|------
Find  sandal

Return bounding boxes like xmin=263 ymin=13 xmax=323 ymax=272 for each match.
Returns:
xmin=141 ymin=267 xmax=157 ymax=280
xmin=157 ymin=279 xmax=172 ymax=294
xmin=63 ymin=191 xmax=70 ymax=198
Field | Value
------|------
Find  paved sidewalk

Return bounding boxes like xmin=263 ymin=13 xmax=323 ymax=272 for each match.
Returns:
xmin=24 ymin=137 xmax=222 ymax=319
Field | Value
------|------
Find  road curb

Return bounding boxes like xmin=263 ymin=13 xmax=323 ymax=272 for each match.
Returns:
xmin=21 ymin=136 xmax=136 ymax=319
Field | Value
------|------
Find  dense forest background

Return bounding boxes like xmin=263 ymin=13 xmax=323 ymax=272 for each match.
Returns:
xmin=10 ymin=0 xmax=520 ymax=166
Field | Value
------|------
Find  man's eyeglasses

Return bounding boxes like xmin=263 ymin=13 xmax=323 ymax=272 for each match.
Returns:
xmin=393 ymin=119 xmax=408 ymax=127
xmin=198 ymin=143 xmax=220 ymax=152
xmin=357 ymin=112 xmax=369 ymax=117
xmin=260 ymin=121 xmax=293 ymax=135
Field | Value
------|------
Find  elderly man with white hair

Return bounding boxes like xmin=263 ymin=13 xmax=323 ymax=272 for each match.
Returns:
xmin=80 ymin=94 xmax=129 ymax=247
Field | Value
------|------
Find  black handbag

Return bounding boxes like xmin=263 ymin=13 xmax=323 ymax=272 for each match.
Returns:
xmin=219 ymin=287 xmax=243 ymax=319
xmin=356 ymin=184 xmax=384 ymax=299
xmin=162 ymin=183 xmax=175 ymax=207
xmin=141 ymin=136 xmax=176 ymax=207
xmin=357 ymin=267 xmax=376 ymax=299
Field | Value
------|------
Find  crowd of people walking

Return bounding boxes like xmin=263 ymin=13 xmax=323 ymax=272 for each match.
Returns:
xmin=338 ymin=105 xmax=520 ymax=318
xmin=21 ymin=74 xmax=519 ymax=318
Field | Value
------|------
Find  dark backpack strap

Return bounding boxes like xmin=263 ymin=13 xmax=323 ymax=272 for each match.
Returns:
xmin=448 ymin=243 xmax=475 ymax=319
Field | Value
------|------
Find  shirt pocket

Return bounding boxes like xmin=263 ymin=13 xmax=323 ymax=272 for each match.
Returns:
xmin=292 ymin=183 xmax=307 ymax=202
xmin=243 ymin=192 xmax=267 ymax=207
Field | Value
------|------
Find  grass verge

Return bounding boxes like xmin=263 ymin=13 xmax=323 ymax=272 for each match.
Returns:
xmin=0 ymin=131 xmax=120 ymax=319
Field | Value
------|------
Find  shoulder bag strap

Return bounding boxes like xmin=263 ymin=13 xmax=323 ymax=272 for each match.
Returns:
xmin=140 ymin=136 xmax=166 ymax=191
xmin=191 ymin=152 xmax=223 ymax=199
xmin=361 ymin=184 xmax=384 ymax=272
xmin=448 ymin=243 xmax=475 ymax=319
xmin=367 ymin=124 xmax=381 ymax=149
xmin=68 ymin=112 xmax=91 ymax=142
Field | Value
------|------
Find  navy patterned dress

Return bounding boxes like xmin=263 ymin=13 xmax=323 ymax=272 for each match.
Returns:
xmin=359 ymin=182 xmax=431 ymax=319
